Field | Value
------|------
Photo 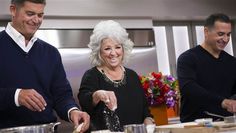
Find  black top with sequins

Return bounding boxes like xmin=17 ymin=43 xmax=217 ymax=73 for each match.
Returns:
xmin=78 ymin=67 xmax=152 ymax=131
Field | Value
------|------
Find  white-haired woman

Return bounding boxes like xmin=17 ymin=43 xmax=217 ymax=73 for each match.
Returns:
xmin=78 ymin=20 xmax=154 ymax=131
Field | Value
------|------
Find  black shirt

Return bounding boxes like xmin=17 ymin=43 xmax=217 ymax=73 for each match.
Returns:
xmin=177 ymin=45 xmax=236 ymax=122
xmin=78 ymin=67 xmax=151 ymax=131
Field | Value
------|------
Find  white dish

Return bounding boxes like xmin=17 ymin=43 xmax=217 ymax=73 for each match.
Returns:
xmin=195 ymin=118 xmax=213 ymax=125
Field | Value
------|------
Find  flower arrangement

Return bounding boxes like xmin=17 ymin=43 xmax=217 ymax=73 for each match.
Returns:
xmin=139 ymin=72 xmax=179 ymax=108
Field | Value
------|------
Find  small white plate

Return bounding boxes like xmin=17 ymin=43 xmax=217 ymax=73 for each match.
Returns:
xmin=195 ymin=118 xmax=213 ymax=125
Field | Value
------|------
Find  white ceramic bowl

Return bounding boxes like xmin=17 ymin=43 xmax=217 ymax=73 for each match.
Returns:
xmin=195 ymin=118 xmax=213 ymax=125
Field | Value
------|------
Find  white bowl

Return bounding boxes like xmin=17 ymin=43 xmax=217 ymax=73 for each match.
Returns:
xmin=146 ymin=124 xmax=156 ymax=133
xmin=195 ymin=118 xmax=213 ymax=125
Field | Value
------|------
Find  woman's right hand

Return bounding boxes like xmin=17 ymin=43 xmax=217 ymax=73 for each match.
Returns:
xmin=92 ymin=90 xmax=117 ymax=110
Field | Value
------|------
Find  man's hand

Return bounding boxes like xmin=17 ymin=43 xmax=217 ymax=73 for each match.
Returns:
xmin=221 ymin=99 xmax=236 ymax=113
xmin=70 ymin=109 xmax=90 ymax=133
xmin=18 ymin=89 xmax=47 ymax=112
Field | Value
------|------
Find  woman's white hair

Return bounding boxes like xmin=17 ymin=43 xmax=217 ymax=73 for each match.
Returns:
xmin=88 ymin=20 xmax=134 ymax=66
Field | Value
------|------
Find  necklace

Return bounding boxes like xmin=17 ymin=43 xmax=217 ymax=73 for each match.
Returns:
xmin=101 ymin=66 xmax=126 ymax=88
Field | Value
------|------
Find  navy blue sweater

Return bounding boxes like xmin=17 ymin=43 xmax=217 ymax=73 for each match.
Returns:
xmin=0 ymin=31 xmax=77 ymax=128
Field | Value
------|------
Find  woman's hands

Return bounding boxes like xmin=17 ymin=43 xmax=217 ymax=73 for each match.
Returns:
xmin=92 ymin=90 xmax=117 ymax=110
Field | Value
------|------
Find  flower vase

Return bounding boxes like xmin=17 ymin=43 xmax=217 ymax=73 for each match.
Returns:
xmin=149 ymin=104 xmax=168 ymax=125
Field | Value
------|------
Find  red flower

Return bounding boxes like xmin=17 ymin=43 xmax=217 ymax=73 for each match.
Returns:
xmin=142 ymin=81 xmax=149 ymax=91
xmin=151 ymin=72 xmax=162 ymax=80
xmin=139 ymin=72 xmax=179 ymax=107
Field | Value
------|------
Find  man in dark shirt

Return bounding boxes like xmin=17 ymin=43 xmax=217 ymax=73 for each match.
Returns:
xmin=0 ymin=0 xmax=89 ymax=131
xmin=177 ymin=13 xmax=236 ymax=122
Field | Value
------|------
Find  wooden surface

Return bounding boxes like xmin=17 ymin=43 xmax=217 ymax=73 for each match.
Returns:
xmin=156 ymin=121 xmax=236 ymax=133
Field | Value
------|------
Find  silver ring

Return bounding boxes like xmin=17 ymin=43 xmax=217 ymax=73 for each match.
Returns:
xmin=105 ymin=99 xmax=110 ymax=103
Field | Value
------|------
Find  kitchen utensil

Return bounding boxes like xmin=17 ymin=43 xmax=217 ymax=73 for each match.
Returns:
xmin=91 ymin=130 xmax=110 ymax=133
xmin=205 ymin=111 xmax=236 ymax=123
xmin=0 ymin=122 xmax=60 ymax=133
xmin=73 ymin=122 xmax=84 ymax=133
xmin=124 ymin=124 xmax=147 ymax=133
xmin=146 ymin=124 xmax=156 ymax=133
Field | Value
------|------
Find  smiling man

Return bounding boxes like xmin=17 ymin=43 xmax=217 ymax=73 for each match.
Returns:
xmin=177 ymin=13 xmax=236 ymax=122
xmin=0 ymin=0 xmax=90 ymax=131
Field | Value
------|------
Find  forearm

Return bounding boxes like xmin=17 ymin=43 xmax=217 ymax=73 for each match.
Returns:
xmin=78 ymin=90 xmax=96 ymax=113
xmin=0 ymin=87 xmax=18 ymax=110
xmin=92 ymin=91 xmax=101 ymax=106
xmin=180 ymin=81 xmax=224 ymax=107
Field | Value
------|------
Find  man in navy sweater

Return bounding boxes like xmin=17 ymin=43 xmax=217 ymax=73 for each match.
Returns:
xmin=0 ymin=0 xmax=90 ymax=132
xmin=177 ymin=13 xmax=236 ymax=122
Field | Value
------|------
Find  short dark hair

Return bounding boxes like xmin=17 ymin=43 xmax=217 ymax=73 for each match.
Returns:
xmin=11 ymin=0 xmax=46 ymax=6
xmin=204 ymin=13 xmax=232 ymax=28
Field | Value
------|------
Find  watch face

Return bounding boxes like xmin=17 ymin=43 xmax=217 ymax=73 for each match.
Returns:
xmin=103 ymin=106 xmax=122 ymax=131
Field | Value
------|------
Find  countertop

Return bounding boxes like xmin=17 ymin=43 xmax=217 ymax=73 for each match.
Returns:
xmin=156 ymin=121 xmax=236 ymax=133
